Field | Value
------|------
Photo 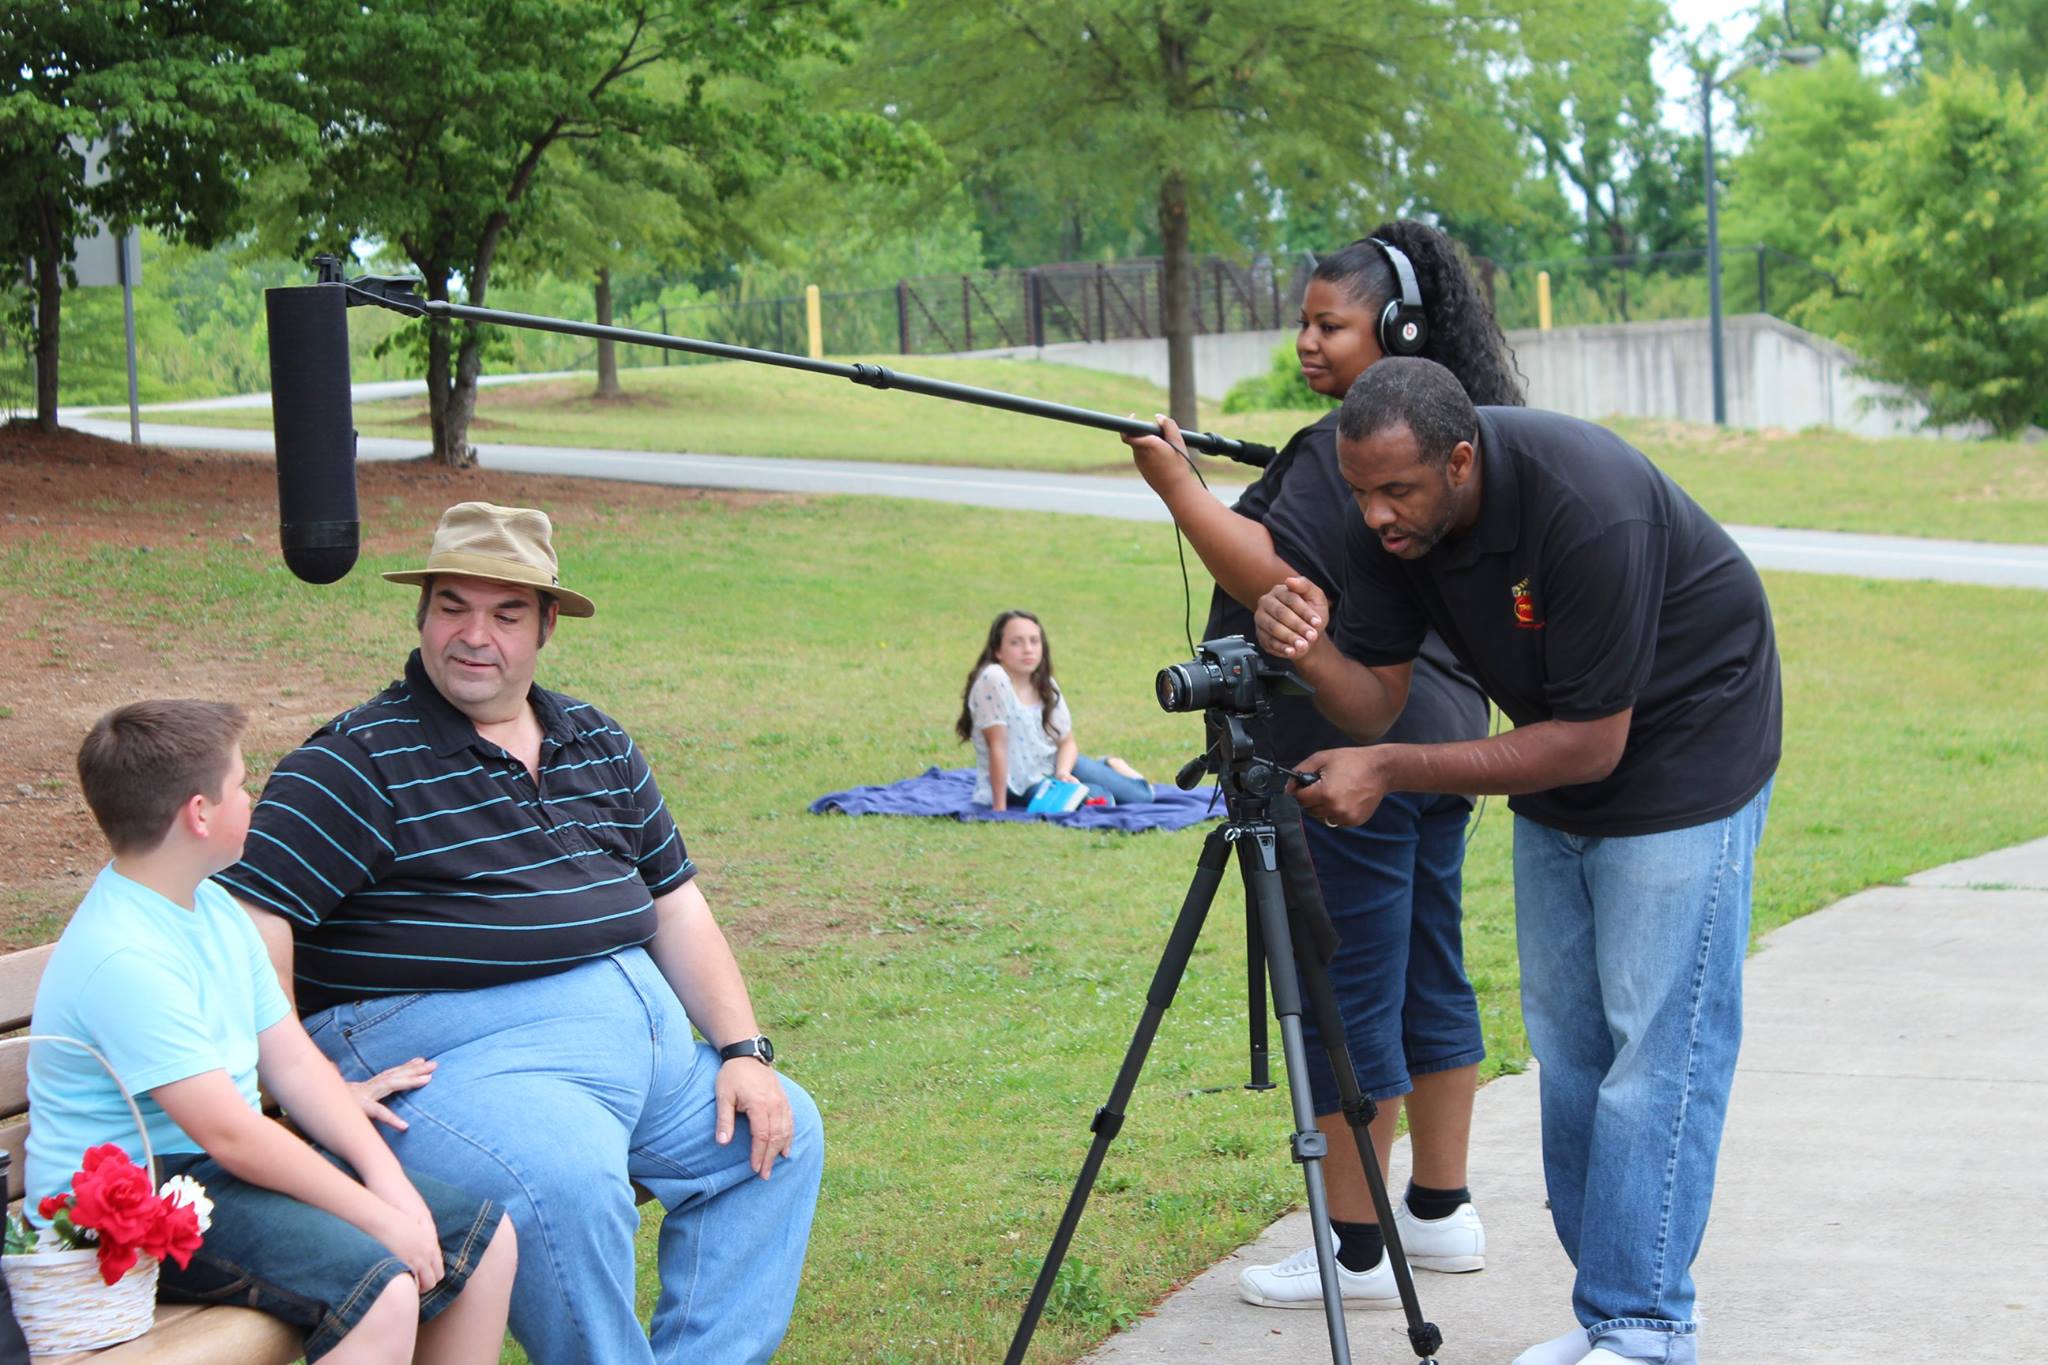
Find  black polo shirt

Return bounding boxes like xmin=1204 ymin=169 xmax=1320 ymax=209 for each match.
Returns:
xmin=219 ymin=651 xmax=694 ymax=1014
xmin=1333 ymin=406 xmax=1781 ymax=837
xmin=1207 ymin=410 xmax=1490 ymax=771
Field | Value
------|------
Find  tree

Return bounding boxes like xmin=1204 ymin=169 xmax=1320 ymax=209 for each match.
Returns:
xmin=859 ymin=0 xmax=1555 ymax=426
xmin=1742 ymin=0 xmax=1892 ymax=58
xmin=1719 ymin=52 xmax=1892 ymax=323
xmin=1512 ymin=0 xmax=1696 ymax=266
xmin=0 ymin=1 xmax=307 ymax=431
xmin=1905 ymin=0 xmax=2048 ymax=87
xmin=1826 ymin=64 xmax=2048 ymax=434
xmin=278 ymin=0 xmax=913 ymax=465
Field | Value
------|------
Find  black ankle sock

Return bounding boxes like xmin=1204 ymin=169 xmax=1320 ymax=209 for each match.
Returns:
xmin=1404 ymin=1181 xmax=1472 ymax=1222
xmin=1330 ymin=1219 xmax=1383 ymax=1272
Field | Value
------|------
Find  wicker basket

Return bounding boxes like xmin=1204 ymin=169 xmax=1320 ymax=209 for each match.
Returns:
xmin=2 ymin=1033 xmax=162 ymax=1353
xmin=3 ymin=1244 xmax=158 ymax=1353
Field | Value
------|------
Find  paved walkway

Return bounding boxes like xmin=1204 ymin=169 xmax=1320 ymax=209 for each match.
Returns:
xmin=62 ymin=418 xmax=2048 ymax=590
xmin=1080 ymin=836 xmax=2048 ymax=1363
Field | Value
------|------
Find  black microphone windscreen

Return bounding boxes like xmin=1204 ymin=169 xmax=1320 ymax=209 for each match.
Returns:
xmin=267 ymin=284 xmax=359 ymax=584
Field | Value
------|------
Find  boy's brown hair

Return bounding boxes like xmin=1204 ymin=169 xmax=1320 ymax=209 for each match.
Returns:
xmin=76 ymin=700 xmax=249 ymax=855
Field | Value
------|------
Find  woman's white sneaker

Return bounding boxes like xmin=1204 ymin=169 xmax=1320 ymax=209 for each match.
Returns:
xmin=1393 ymin=1200 xmax=1486 ymax=1272
xmin=1236 ymin=1244 xmax=1402 ymax=1310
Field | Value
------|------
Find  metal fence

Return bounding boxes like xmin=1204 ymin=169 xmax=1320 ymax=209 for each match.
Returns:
xmin=597 ymin=254 xmax=1315 ymax=364
xmin=1487 ymin=245 xmax=1841 ymax=332
xmin=569 ymin=244 xmax=1836 ymax=372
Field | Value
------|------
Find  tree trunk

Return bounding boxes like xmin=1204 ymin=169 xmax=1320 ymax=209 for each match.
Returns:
xmin=31 ymin=193 xmax=63 ymax=432
xmin=594 ymin=266 xmax=621 ymax=398
xmin=423 ymin=268 xmax=457 ymax=465
xmin=1157 ymin=170 xmax=1197 ymax=429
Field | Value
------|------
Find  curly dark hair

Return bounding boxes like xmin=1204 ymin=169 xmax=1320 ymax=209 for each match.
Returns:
xmin=1313 ymin=220 xmax=1525 ymax=408
xmin=955 ymin=609 xmax=1062 ymax=743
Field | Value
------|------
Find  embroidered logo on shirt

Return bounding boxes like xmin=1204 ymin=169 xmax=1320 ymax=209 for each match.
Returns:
xmin=1511 ymin=576 xmax=1544 ymax=630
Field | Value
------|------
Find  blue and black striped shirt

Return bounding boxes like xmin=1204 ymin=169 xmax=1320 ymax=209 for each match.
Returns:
xmin=219 ymin=651 xmax=694 ymax=1014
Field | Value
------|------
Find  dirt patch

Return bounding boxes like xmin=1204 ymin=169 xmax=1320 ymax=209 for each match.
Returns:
xmin=0 ymin=424 xmax=792 ymax=947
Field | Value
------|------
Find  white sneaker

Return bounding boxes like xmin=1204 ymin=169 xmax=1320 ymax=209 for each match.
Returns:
xmin=1512 ymin=1327 xmax=1590 ymax=1365
xmin=1394 ymin=1199 xmax=1486 ymax=1272
xmin=1236 ymin=1244 xmax=1401 ymax=1310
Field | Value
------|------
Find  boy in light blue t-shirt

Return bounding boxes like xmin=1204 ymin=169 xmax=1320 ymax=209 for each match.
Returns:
xmin=28 ymin=700 xmax=516 ymax=1364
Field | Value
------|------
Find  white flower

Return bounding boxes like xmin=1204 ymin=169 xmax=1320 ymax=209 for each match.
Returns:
xmin=158 ymin=1174 xmax=214 ymax=1233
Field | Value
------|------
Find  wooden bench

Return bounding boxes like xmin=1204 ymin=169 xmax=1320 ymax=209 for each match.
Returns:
xmin=2 ymin=943 xmax=304 ymax=1365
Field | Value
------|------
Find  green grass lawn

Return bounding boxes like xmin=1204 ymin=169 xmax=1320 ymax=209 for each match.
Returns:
xmin=149 ymin=357 xmax=2048 ymax=545
xmin=4 ymin=492 xmax=2043 ymax=1363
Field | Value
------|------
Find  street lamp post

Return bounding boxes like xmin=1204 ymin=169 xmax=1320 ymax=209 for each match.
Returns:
xmin=1701 ymin=45 xmax=1821 ymax=426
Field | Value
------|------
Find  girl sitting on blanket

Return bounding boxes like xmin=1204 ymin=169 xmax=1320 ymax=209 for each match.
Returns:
xmin=955 ymin=610 xmax=1152 ymax=811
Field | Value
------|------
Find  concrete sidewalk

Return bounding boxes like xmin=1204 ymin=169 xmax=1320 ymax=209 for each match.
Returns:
xmin=1083 ymin=837 xmax=2048 ymax=1363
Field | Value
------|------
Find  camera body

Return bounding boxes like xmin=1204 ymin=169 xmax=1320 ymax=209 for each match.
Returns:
xmin=1156 ymin=635 xmax=1309 ymax=716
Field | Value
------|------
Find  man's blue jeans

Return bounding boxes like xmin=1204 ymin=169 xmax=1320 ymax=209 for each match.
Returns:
xmin=1514 ymin=780 xmax=1771 ymax=1364
xmin=305 ymin=947 xmax=823 ymax=1365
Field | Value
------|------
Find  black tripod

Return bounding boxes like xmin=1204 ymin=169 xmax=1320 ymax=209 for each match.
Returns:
xmin=1004 ymin=709 xmax=1443 ymax=1364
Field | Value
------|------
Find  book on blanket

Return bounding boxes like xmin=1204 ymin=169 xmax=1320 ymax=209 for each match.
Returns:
xmin=1024 ymin=779 xmax=1089 ymax=813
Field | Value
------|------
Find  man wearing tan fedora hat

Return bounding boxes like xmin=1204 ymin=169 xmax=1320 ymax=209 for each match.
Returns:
xmin=219 ymin=501 xmax=823 ymax=1364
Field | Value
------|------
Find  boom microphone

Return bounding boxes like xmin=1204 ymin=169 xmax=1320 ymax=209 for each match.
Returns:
xmin=266 ymin=283 xmax=359 ymax=584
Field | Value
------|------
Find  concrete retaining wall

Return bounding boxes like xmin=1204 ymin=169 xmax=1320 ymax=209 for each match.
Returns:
xmin=1503 ymin=313 xmax=1972 ymax=438
xmin=944 ymin=313 xmax=1984 ymax=439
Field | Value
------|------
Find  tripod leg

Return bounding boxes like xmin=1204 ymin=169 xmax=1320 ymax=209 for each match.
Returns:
xmin=1297 ymin=940 xmax=1445 ymax=1362
xmin=1241 ymin=828 xmax=1354 ymax=1365
xmin=1243 ymin=871 xmax=1274 ymax=1091
xmin=1004 ymin=823 xmax=1234 ymax=1365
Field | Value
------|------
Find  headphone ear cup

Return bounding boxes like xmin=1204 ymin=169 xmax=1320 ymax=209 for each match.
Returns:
xmin=1379 ymin=299 xmax=1428 ymax=356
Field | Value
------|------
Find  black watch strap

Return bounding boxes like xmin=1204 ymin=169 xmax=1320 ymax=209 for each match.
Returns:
xmin=718 ymin=1034 xmax=775 ymax=1066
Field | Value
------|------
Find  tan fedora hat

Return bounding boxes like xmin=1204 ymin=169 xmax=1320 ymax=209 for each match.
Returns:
xmin=382 ymin=502 xmax=596 ymax=617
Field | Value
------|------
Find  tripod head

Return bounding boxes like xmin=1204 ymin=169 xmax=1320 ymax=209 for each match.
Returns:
xmin=1161 ymin=636 xmax=1319 ymax=816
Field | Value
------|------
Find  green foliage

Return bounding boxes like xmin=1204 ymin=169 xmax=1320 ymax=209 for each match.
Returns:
xmin=271 ymin=0 xmax=924 ymax=459
xmin=1906 ymin=0 xmax=2048 ymax=88
xmin=1721 ymin=54 xmax=1892 ymax=326
xmin=1003 ymin=1252 xmax=1140 ymax=1334
xmin=1221 ymin=343 xmax=1335 ymax=415
xmin=1512 ymin=0 xmax=1700 ymax=259
xmin=1825 ymin=64 xmax=2048 ymax=434
xmin=0 ymin=1 xmax=311 ymax=423
xmin=856 ymin=0 xmax=1555 ymax=420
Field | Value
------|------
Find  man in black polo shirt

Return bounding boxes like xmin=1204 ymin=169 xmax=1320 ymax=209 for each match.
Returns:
xmin=1254 ymin=359 xmax=1780 ymax=1365
xmin=219 ymin=502 xmax=821 ymax=1365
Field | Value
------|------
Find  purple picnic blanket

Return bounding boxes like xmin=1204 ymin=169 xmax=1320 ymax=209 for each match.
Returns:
xmin=809 ymin=767 xmax=1221 ymax=832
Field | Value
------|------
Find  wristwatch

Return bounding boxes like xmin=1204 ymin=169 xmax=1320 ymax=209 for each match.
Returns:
xmin=718 ymin=1035 xmax=776 ymax=1067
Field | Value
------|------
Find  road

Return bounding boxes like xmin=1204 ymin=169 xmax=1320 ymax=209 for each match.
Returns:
xmin=66 ymin=417 xmax=2048 ymax=591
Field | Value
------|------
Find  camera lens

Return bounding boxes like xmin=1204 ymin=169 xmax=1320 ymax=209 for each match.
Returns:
xmin=1156 ymin=660 xmax=1214 ymax=713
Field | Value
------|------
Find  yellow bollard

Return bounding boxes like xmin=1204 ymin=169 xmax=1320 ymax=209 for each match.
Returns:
xmin=1537 ymin=271 xmax=1552 ymax=332
xmin=805 ymin=284 xmax=823 ymax=359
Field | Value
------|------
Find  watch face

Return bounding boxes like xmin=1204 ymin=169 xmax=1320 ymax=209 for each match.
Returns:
xmin=757 ymin=1036 xmax=775 ymax=1065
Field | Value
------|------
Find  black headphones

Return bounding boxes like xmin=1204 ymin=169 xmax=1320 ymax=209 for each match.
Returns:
xmin=1367 ymin=237 xmax=1429 ymax=356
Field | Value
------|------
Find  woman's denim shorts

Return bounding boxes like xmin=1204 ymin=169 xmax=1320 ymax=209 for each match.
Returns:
xmin=154 ymin=1147 xmax=502 ymax=1362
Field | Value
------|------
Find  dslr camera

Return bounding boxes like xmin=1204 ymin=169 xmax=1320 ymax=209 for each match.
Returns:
xmin=1155 ymin=636 xmax=1311 ymax=716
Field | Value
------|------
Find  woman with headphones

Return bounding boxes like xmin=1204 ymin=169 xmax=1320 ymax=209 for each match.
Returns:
xmin=1123 ymin=220 xmax=1523 ymax=1310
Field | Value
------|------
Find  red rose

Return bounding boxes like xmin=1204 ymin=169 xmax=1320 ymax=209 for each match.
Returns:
xmin=66 ymin=1144 xmax=162 ymax=1283
xmin=141 ymin=1195 xmax=203 ymax=1271
xmin=95 ymin=1239 xmax=141 ymax=1286
xmin=36 ymin=1192 xmax=70 ymax=1221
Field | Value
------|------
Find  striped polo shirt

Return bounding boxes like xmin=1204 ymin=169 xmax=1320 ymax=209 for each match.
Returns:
xmin=219 ymin=650 xmax=693 ymax=1014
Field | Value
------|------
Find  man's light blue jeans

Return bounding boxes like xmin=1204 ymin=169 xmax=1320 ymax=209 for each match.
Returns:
xmin=305 ymin=946 xmax=823 ymax=1365
xmin=1513 ymin=780 xmax=1772 ymax=1364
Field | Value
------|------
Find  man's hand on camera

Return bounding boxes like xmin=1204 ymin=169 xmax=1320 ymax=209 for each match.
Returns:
xmin=1121 ymin=413 xmax=1196 ymax=491
xmin=1256 ymin=576 xmax=1331 ymax=662
xmin=1292 ymin=748 xmax=1389 ymax=827
xmin=716 ymin=1055 xmax=795 ymax=1180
